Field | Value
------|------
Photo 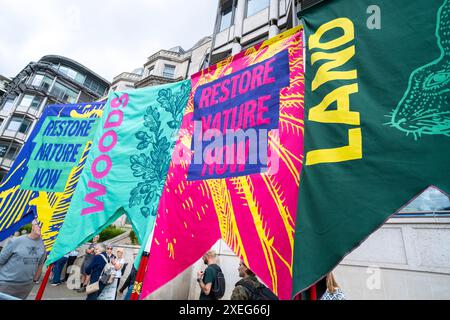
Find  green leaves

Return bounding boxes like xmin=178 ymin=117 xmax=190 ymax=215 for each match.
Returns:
xmin=129 ymin=83 xmax=189 ymax=217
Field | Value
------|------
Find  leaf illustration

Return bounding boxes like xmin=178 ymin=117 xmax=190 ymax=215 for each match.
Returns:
xmin=136 ymin=131 xmax=151 ymax=150
xmin=157 ymin=89 xmax=174 ymax=114
xmin=140 ymin=207 xmax=151 ymax=218
xmin=130 ymin=154 xmax=157 ymax=180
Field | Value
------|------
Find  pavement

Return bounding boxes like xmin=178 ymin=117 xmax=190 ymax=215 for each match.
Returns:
xmin=27 ymin=280 xmax=86 ymax=300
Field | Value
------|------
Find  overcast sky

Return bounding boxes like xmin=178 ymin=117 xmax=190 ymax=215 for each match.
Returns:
xmin=0 ymin=0 xmax=217 ymax=82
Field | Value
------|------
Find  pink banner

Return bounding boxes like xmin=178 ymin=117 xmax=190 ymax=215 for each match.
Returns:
xmin=141 ymin=27 xmax=304 ymax=300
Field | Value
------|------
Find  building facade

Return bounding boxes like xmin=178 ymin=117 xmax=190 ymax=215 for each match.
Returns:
xmin=109 ymin=37 xmax=212 ymax=94
xmin=0 ymin=55 xmax=110 ymax=181
xmin=209 ymin=0 xmax=299 ymax=65
xmin=0 ymin=75 xmax=11 ymax=99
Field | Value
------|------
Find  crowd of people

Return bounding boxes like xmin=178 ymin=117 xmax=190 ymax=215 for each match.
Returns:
xmin=0 ymin=221 xmax=345 ymax=301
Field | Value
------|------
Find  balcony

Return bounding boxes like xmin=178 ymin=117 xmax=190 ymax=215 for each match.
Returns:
xmin=134 ymin=74 xmax=184 ymax=89
xmin=112 ymin=72 xmax=142 ymax=83
xmin=145 ymin=49 xmax=189 ymax=66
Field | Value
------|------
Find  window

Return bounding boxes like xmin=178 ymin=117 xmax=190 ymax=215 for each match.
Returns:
xmin=147 ymin=66 xmax=155 ymax=76
xmin=19 ymin=95 xmax=43 ymax=110
xmin=1 ymin=97 xmax=16 ymax=112
xmin=246 ymin=0 xmax=269 ymax=17
xmin=7 ymin=117 xmax=32 ymax=134
xmin=219 ymin=1 xmax=234 ymax=32
xmin=59 ymin=65 xmax=86 ymax=85
xmin=31 ymin=74 xmax=53 ymax=91
xmin=50 ymin=82 xmax=78 ymax=103
xmin=0 ymin=144 xmax=18 ymax=160
xmin=163 ymin=64 xmax=176 ymax=79
xmin=0 ymin=144 xmax=7 ymax=157
xmin=83 ymin=77 xmax=107 ymax=96
xmin=396 ymin=186 xmax=450 ymax=217
xmin=4 ymin=145 xmax=19 ymax=160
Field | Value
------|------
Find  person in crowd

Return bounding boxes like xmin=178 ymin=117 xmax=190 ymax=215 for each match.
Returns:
xmin=78 ymin=235 xmax=100 ymax=293
xmin=97 ymin=246 xmax=122 ymax=300
xmin=0 ymin=219 xmax=46 ymax=299
xmin=105 ymin=244 xmax=116 ymax=261
xmin=113 ymin=248 xmax=125 ymax=299
xmin=196 ymin=250 xmax=222 ymax=300
xmin=63 ymin=249 xmax=79 ymax=282
xmin=320 ymin=272 xmax=346 ymax=300
xmin=84 ymin=243 xmax=108 ymax=300
xmin=118 ymin=250 xmax=138 ymax=300
xmin=51 ymin=254 xmax=68 ymax=286
xmin=231 ymin=260 xmax=278 ymax=300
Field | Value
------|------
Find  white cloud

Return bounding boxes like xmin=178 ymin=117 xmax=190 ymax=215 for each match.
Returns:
xmin=0 ymin=0 xmax=217 ymax=82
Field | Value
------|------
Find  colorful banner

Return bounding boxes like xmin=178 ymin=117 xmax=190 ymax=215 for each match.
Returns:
xmin=141 ymin=27 xmax=304 ymax=300
xmin=0 ymin=102 xmax=104 ymax=253
xmin=47 ymin=81 xmax=190 ymax=265
xmin=293 ymin=0 xmax=450 ymax=295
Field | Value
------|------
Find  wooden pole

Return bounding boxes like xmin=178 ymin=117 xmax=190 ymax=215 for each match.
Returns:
xmin=35 ymin=263 xmax=53 ymax=300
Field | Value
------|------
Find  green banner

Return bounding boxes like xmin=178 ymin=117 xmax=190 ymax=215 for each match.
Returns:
xmin=293 ymin=0 xmax=450 ymax=295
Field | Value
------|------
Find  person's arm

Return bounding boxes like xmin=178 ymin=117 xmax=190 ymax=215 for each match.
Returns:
xmin=33 ymin=253 xmax=46 ymax=282
xmin=85 ymin=255 xmax=97 ymax=276
xmin=0 ymin=239 xmax=15 ymax=265
xmin=197 ymin=268 xmax=213 ymax=296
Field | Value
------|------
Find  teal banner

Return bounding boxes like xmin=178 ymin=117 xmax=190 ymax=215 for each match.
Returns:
xmin=47 ymin=80 xmax=190 ymax=265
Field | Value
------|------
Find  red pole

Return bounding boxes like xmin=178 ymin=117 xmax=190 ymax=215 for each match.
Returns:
xmin=35 ymin=263 xmax=53 ymax=300
xmin=129 ymin=252 xmax=149 ymax=300
xmin=310 ymin=284 xmax=317 ymax=300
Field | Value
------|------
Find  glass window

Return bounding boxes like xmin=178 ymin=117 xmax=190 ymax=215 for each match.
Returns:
xmin=50 ymin=82 xmax=78 ymax=103
xmin=83 ymin=77 xmax=106 ymax=96
xmin=246 ymin=0 xmax=269 ymax=17
xmin=163 ymin=65 xmax=176 ymax=79
xmin=397 ymin=186 xmax=450 ymax=217
xmin=32 ymin=74 xmax=53 ymax=91
xmin=1 ymin=97 xmax=16 ymax=112
xmin=5 ymin=145 xmax=19 ymax=160
xmin=0 ymin=144 xmax=19 ymax=160
xmin=7 ymin=117 xmax=32 ymax=134
xmin=148 ymin=66 xmax=155 ymax=76
xmin=0 ymin=144 xmax=8 ymax=157
xmin=59 ymin=65 xmax=86 ymax=85
xmin=219 ymin=4 xmax=233 ymax=31
xmin=19 ymin=95 xmax=43 ymax=110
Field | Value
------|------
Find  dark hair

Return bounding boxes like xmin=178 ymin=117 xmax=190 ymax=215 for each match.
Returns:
xmin=240 ymin=261 xmax=256 ymax=277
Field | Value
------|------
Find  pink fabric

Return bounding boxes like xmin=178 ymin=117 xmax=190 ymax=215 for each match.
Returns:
xmin=141 ymin=28 xmax=304 ymax=300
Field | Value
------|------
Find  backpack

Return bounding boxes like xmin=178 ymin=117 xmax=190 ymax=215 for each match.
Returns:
xmin=210 ymin=264 xmax=226 ymax=299
xmin=238 ymin=280 xmax=279 ymax=300
xmin=99 ymin=254 xmax=116 ymax=285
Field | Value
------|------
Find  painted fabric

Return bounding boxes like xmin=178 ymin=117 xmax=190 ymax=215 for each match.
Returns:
xmin=293 ymin=0 xmax=450 ymax=296
xmin=141 ymin=27 xmax=304 ymax=300
xmin=0 ymin=103 xmax=104 ymax=253
xmin=47 ymin=81 xmax=190 ymax=265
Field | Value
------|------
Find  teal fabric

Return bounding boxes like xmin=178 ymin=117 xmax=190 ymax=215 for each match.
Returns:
xmin=47 ymin=80 xmax=190 ymax=265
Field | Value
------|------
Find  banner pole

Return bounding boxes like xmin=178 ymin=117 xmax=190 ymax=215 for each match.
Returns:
xmin=130 ymin=227 xmax=154 ymax=300
xmin=310 ymin=284 xmax=317 ymax=300
xmin=35 ymin=263 xmax=53 ymax=300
